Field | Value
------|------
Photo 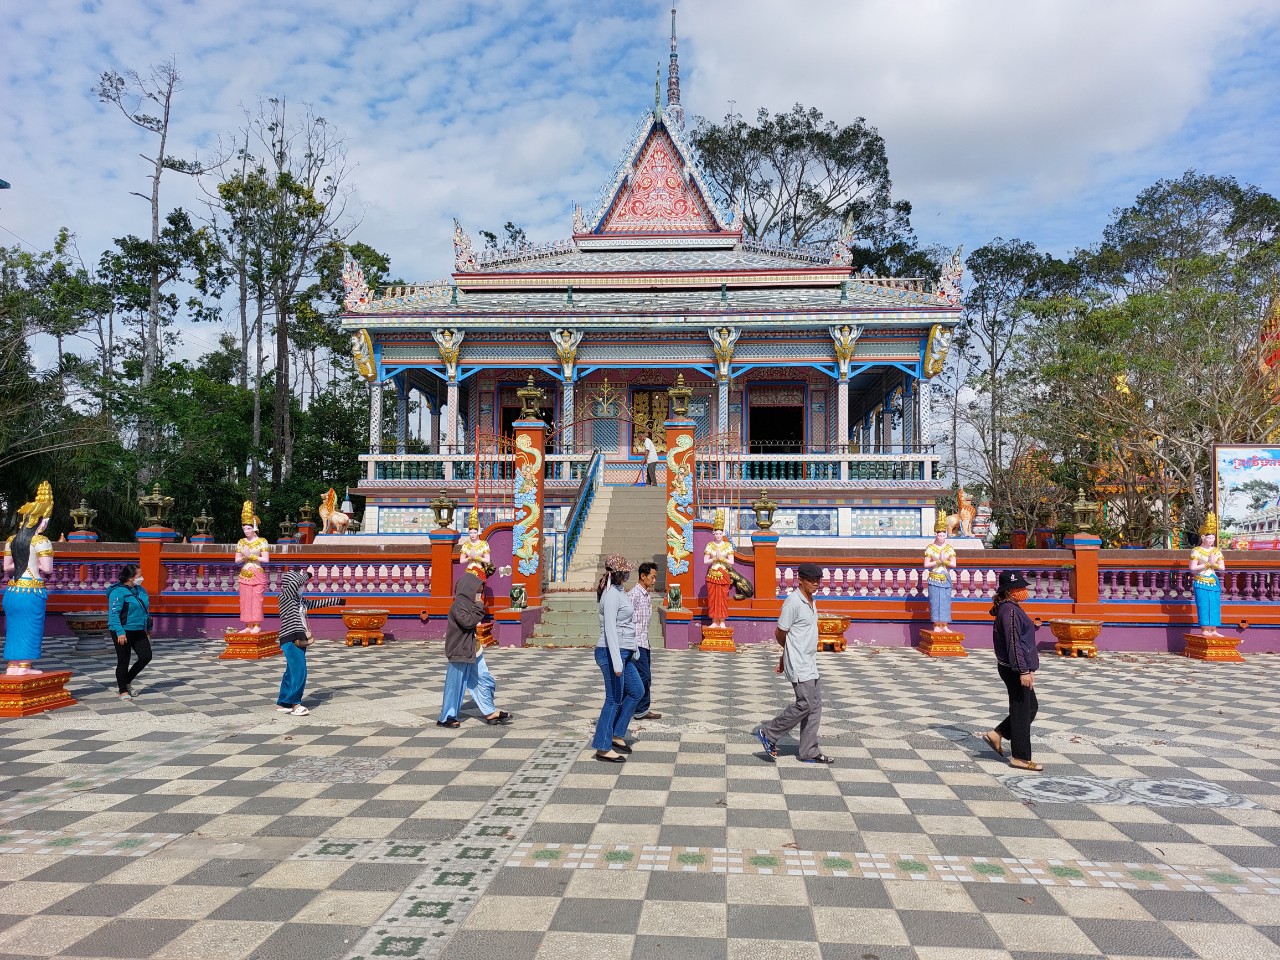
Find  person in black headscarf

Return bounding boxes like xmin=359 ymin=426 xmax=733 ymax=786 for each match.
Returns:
xmin=438 ymin=571 xmax=512 ymax=728
xmin=981 ymin=570 xmax=1043 ymax=771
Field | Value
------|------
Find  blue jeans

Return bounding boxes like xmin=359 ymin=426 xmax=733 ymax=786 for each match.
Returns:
xmin=439 ymin=655 xmax=498 ymax=722
xmin=277 ymin=641 xmax=307 ymax=707
xmin=593 ymin=647 xmax=643 ymax=751
xmin=634 ymin=647 xmax=652 ymax=716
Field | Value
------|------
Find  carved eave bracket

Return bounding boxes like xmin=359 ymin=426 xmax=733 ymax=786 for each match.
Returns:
xmin=432 ymin=328 xmax=465 ymax=381
xmin=550 ymin=328 xmax=584 ymax=380
xmin=342 ymin=256 xmax=370 ymax=312
xmin=924 ymin=324 xmax=954 ymax=378
xmin=708 ymin=326 xmax=741 ymax=380
xmin=829 ymin=324 xmax=863 ymax=379
xmin=453 ymin=219 xmax=477 ymax=272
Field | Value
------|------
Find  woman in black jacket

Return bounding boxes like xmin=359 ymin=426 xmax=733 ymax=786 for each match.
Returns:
xmin=982 ymin=570 xmax=1043 ymax=771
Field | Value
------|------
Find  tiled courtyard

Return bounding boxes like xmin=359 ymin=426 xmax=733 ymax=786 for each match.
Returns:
xmin=0 ymin=634 xmax=1278 ymax=959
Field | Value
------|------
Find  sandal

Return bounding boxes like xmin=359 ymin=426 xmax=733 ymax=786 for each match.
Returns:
xmin=436 ymin=717 xmax=461 ymax=729
xmin=801 ymin=754 xmax=836 ymax=765
xmin=1009 ymin=758 xmax=1043 ymax=772
xmin=754 ymin=727 xmax=778 ymax=760
xmin=482 ymin=711 xmax=513 ymax=725
xmin=981 ymin=731 xmax=1005 ymax=757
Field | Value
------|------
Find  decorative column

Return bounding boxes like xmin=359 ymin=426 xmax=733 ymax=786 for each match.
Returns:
xmin=512 ymin=376 xmax=548 ymax=624
xmin=662 ymin=374 xmax=696 ymax=650
xmin=369 ymin=381 xmax=384 ymax=456
xmin=395 ymin=376 xmax=409 ymax=455
xmin=709 ymin=327 xmax=739 ymax=436
xmin=902 ymin=377 xmax=915 ymax=449
xmin=561 ymin=380 xmax=575 ymax=452
xmin=445 ymin=379 xmax=459 ymax=454
xmin=430 ymin=405 xmax=442 ymax=454
xmin=433 ymin=328 xmax=464 ymax=454
xmin=552 ymin=329 xmax=583 ymax=454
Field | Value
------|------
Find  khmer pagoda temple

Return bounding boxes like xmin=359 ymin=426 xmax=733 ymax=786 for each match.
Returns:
xmin=340 ymin=13 xmax=961 ymax=562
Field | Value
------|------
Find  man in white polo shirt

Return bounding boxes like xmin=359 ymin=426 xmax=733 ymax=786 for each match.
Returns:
xmin=643 ymin=430 xmax=659 ymax=485
xmin=755 ymin=562 xmax=832 ymax=764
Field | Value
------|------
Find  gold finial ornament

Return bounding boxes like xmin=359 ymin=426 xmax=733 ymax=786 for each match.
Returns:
xmin=18 ymin=481 xmax=53 ymax=529
xmin=467 ymin=508 xmax=480 ymax=531
xmin=713 ymin=508 xmax=726 ymax=531
xmin=1199 ymin=513 xmax=1219 ymax=537
xmin=934 ymin=513 xmax=949 ymax=534
xmin=240 ymin=500 xmax=260 ymax=528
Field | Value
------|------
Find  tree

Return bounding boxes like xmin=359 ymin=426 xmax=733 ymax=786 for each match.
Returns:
xmin=691 ymin=104 xmax=920 ymax=273
xmin=94 ymin=58 xmax=207 ymax=394
xmin=479 ymin=222 xmax=528 ymax=250
xmin=216 ymin=99 xmax=357 ymax=490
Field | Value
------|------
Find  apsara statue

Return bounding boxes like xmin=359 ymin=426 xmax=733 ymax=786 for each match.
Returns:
xmin=1189 ymin=513 xmax=1226 ymax=637
xmin=703 ymin=509 xmax=735 ymax=629
xmin=460 ymin=508 xmax=493 ymax=578
xmin=923 ymin=513 xmax=958 ymax=632
xmin=3 ymin=481 xmax=54 ymax=675
xmin=318 ymin=488 xmax=351 ymax=535
xmin=235 ymin=502 xmax=270 ymax=633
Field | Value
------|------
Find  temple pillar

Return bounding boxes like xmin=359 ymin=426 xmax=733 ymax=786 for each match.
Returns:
xmin=561 ymin=380 xmax=575 ymax=453
xmin=512 ymin=416 xmax=547 ymax=611
xmin=919 ymin=381 xmax=932 ymax=446
xmin=395 ymin=376 xmax=409 ymax=455
xmin=717 ymin=377 xmax=729 ymax=434
xmin=445 ymin=378 xmax=459 ymax=454
xmin=661 ymin=413 xmax=696 ymax=649
xmin=902 ymin=378 xmax=915 ymax=449
xmin=430 ymin=406 xmax=442 ymax=454
xmin=369 ymin=381 xmax=384 ymax=456
xmin=881 ymin=398 xmax=892 ymax=450
xmin=836 ymin=376 xmax=849 ymax=480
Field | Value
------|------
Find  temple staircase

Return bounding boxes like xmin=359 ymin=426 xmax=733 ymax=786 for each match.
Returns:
xmin=527 ymin=485 xmax=667 ymax=647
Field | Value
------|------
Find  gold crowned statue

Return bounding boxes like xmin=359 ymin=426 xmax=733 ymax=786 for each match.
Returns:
xmin=3 ymin=481 xmax=55 ymax=675
xmin=235 ymin=501 xmax=270 ymax=633
xmin=1189 ymin=512 xmax=1225 ymax=637
xmin=923 ymin=512 xmax=958 ymax=632
xmin=703 ymin=509 xmax=735 ymax=629
xmin=460 ymin=508 xmax=493 ymax=578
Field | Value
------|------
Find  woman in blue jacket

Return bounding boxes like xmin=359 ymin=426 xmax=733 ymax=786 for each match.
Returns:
xmin=107 ymin=564 xmax=152 ymax=700
xmin=982 ymin=570 xmax=1042 ymax=771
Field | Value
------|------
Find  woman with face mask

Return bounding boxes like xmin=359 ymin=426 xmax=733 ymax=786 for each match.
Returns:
xmin=107 ymin=564 xmax=152 ymax=700
xmin=981 ymin=571 xmax=1042 ymax=771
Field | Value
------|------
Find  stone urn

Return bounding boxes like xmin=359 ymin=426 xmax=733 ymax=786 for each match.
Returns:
xmin=63 ymin=611 xmax=112 ymax=655
xmin=1049 ymin=618 xmax=1101 ymax=658
xmin=817 ymin=615 xmax=851 ymax=652
xmin=342 ymin=608 xmax=389 ymax=647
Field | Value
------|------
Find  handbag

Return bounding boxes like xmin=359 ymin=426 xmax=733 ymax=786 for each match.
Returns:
xmin=294 ymin=633 xmax=314 ymax=650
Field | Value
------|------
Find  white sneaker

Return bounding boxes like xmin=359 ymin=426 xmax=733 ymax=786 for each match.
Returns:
xmin=289 ymin=705 xmax=310 ymax=716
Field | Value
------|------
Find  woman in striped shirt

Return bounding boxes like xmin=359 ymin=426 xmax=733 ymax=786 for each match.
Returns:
xmin=276 ymin=569 xmax=345 ymax=716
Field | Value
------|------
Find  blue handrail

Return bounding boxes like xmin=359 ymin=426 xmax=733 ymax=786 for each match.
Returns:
xmin=560 ymin=449 xmax=603 ymax=581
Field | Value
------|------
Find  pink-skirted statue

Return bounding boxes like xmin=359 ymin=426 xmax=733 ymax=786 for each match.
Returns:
xmin=235 ymin=501 xmax=270 ymax=633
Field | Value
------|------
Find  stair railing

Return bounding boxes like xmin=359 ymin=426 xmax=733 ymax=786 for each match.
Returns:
xmin=560 ymin=448 xmax=604 ymax=582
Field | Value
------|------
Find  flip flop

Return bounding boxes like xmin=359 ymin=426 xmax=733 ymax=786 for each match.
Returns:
xmin=436 ymin=717 xmax=461 ymax=729
xmin=1009 ymin=758 xmax=1044 ymax=772
xmin=980 ymin=731 xmax=1005 ymax=757
xmin=754 ymin=727 xmax=778 ymax=759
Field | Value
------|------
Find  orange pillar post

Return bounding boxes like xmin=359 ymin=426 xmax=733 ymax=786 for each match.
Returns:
xmin=1065 ymin=532 xmax=1101 ymax=612
xmin=513 ymin=418 xmax=547 ymax=611
xmin=661 ymin=416 xmax=696 ymax=649
xmin=750 ymin=531 xmax=778 ymax=611
xmin=429 ymin=530 xmax=460 ymax=598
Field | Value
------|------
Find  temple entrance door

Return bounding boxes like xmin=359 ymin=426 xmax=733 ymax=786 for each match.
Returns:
xmin=748 ymin=406 xmax=804 ymax=453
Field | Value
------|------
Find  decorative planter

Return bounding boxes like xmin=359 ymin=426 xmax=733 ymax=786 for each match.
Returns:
xmin=817 ymin=615 xmax=850 ymax=652
xmin=63 ymin=611 xmax=112 ymax=655
xmin=342 ymin=608 xmax=389 ymax=647
xmin=1050 ymin=619 xmax=1101 ymax=658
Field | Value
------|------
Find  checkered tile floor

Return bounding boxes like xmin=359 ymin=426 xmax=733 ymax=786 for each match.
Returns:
xmin=0 ymin=635 xmax=1276 ymax=958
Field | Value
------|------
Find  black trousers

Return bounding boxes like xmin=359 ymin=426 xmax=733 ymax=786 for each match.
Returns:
xmin=995 ymin=664 xmax=1038 ymax=761
xmin=116 ymin=630 xmax=153 ymax=693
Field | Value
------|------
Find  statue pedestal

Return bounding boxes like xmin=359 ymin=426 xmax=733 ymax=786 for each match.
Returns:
xmin=699 ymin=625 xmax=736 ymax=653
xmin=1182 ymin=632 xmax=1244 ymax=663
xmin=818 ymin=616 xmax=850 ymax=652
xmin=1050 ymin=619 xmax=1101 ymax=658
xmin=0 ymin=670 xmax=77 ymax=717
xmin=918 ymin=629 xmax=967 ymax=657
xmin=343 ymin=609 xmax=388 ymax=647
xmin=476 ymin=622 xmax=497 ymax=649
xmin=221 ymin=630 xmax=282 ymax=660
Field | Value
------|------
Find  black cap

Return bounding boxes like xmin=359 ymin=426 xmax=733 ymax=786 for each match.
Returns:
xmin=998 ymin=570 xmax=1030 ymax=592
xmin=797 ymin=562 xmax=824 ymax=582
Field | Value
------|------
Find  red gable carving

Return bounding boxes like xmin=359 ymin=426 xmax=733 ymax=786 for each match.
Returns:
xmin=599 ymin=129 xmax=719 ymax=234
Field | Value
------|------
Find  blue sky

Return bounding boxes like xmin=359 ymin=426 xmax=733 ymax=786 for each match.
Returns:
xmin=3 ymin=0 xmax=1280 ymax=301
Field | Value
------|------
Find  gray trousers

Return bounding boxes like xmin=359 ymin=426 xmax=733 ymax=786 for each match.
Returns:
xmin=762 ymin=678 xmax=822 ymax=760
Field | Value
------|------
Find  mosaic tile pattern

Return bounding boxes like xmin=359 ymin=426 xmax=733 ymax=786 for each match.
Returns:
xmin=1005 ymin=774 xmax=1259 ymax=808
xmin=266 ymin=755 xmax=396 ymax=784
xmin=0 ymin=828 xmax=181 ymax=857
xmin=504 ymin=843 xmax=1280 ymax=893
xmin=346 ymin=736 xmax=580 ymax=960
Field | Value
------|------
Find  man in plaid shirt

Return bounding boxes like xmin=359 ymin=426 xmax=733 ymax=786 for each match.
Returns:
xmin=628 ymin=561 xmax=662 ymax=720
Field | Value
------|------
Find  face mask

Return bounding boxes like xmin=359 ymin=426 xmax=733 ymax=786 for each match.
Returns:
xmin=135 ymin=576 xmax=144 ymax=585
